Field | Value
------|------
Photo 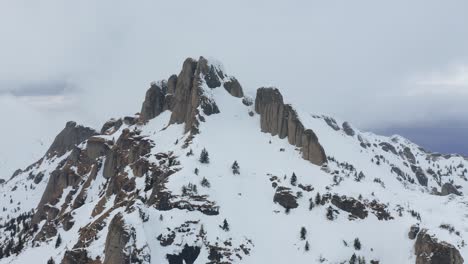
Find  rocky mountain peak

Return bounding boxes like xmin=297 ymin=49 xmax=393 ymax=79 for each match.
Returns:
xmin=140 ymin=56 xmax=244 ymax=135
xmin=1 ymin=57 xmax=467 ymax=264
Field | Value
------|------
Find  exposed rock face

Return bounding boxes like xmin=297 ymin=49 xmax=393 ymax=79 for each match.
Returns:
xmin=379 ymin=142 xmax=397 ymax=155
xmin=139 ymin=57 xmax=243 ymax=134
xmin=331 ymin=195 xmax=368 ymax=219
xmin=86 ymin=137 xmax=111 ymax=160
xmin=403 ymin=147 xmax=417 ymax=164
xmin=167 ymin=244 xmax=201 ymax=264
xmin=46 ymin=121 xmax=97 ymax=157
xmin=103 ymin=128 xmax=152 ymax=179
xmin=342 ymin=122 xmax=355 ymax=137
xmin=273 ymin=186 xmax=298 ymax=209
xmin=255 ymin=87 xmax=326 ymax=166
xmin=411 ymin=165 xmax=428 ymax=186
xmin=441 ymin=183 xmax=462 ymax=196
xmin=140 ymin=81 xmax=170 ymax=122
xmin=408 ymin=224 xmax=420 ymax=240
xmin=62 ymin=249 xmax=94 ymax=264
xmin=223 ymin=76 xmax=244 ymax=98
xmin=414 ymin=229 xmax=463 ymax=264
xmin=103 ymin=214 xmax=131 ymax=264
xmin=101 ymin=118 xmax=123 ymax=135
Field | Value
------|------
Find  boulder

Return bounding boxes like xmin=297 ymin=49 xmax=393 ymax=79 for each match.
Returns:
xmin=441 ymin=183 xmax=462 ymax=196
xmin=414 ymin=229 xmax=463 ymax=264
xmin=255 ymin=87 xmax=326 ymax=166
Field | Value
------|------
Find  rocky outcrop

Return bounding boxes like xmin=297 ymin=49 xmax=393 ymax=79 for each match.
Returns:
xmin=168 ymin=57 xmax=221 ymax=133
xmin=414 ymin=229 xmax=463 ymax=264
xmin=331 ymin=195 xmax=368 ymax=219
xmin=379 ymin=142 xmax=397 ymax=155
xmin=103 ymin=128 xmax=152 ymax=179
xmin=273 ymin=186 xmax=298 ymax=209
xmin=167 ymin=244 xmax=201 ymax=264
xmin=46 ymin=121 xmax=97 ymax=157
xmin=223 ymin=76 xmax=244 ymax=98
xmin=140 ymin=81 xmax=170 ymax=121
xmin=86 ymin=137 xmax=111 ymax=160
xmin=403 ymin=147 xmax=417 ymax=164
xmin=441 ymin=183 xmax=462 ymax=196
xmin=255 ymin=87 xmax=326 ymax=166
xmin=342 ymin=122 xmax=355 ymax=137
xmin=408 ymin=224 xmax=420 ymax=240
xmin=101 ymin=118 xmax=123 ymax=135
xmin=62 ymin=249 xmax=94 ymax=264
xmin=411 ymin=165 xmax=428 ymax=187
xmin=103 ymin=214 xmax=131 ymax=264
xmin=139 ymin=57 xmax=244 ymax=134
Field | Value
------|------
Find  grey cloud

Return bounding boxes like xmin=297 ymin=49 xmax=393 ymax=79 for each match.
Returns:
xmin=0 ymin=79 xmax=77 ymax=97
xmin=0 ymin=0 xmax=467 ymax=160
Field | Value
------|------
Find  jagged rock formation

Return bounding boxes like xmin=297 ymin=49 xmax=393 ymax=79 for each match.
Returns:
xmin=1 ymin=57 xmax=468 ymax=264
xmin=103 ymin=214 xmax=131 ymax=264
xmin=255 ymin=87 xmax=326 ymax=166
xmin=414 ymin=229 xmax=463 ymax=264
xmin=46 ymin=121 xmax=97 ymax=157
xmin=140 ymin=56 xmax=241 ymax=135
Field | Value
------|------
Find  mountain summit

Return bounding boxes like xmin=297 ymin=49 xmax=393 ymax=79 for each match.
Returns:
xmin=0 ymin=57 xmax=467 ymax=264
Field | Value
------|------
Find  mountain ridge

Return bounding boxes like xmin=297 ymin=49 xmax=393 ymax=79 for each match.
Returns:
xmin=0 ymin=56 xmax=466 ymax=264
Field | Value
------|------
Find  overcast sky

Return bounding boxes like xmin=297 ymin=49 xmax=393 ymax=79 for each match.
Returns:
xmin=1 ymin=0 xmax=467 ymax=178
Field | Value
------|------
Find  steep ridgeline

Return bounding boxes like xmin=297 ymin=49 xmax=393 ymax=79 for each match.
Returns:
xmin=0 ymin=57 xmax=467 ymax=264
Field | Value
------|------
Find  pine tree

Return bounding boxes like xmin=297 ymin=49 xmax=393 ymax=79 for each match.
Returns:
xmin=358 ymin=256 xmax=366 ymax=264
xmin=300 ymin=227 xmax=307 ymax=240
xmin=354 ymin=238 xmax=361 ymax=250
xmin=350 ymin=253 xmax=357 ymax=264
xmin=315 ymin=193 xmax=321 ymax=205
xmin=309 ymin=199 xmax=314 ymax=210
xmin=232 ymin=161 xmax=240 ymax=175
xmin=144 ymin=174 xmax=153 ymax=192
xmin=194 ymin=168 xmax=199 ymax=175
xmin=326 ymin=206 xmax=335 ymax=220
xmin=305 ymin=241 xmax=310 ymax=251
xmin=55 ymin=234 xmax=62 ymax=248
xmin=220 ymin=219 xmax=230 ymax=231
xmin=199 ymin=224 xmax=206 ymax=237
xmin=47 ymin=257 xmax=55 ymax=264
xmin=186 ymin=149 xmax=194 ymax=156
xmin=199 ymin=148 xmax=210 ymax=164
xmin=201 ymin=177 xmax=211 ymax=188
xmin=290 ymin=173 xmax=297 ymax=186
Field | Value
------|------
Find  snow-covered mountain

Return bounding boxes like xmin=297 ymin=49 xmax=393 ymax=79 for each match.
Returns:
xmin=0 ymin=56 xmax=467 ymax=264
